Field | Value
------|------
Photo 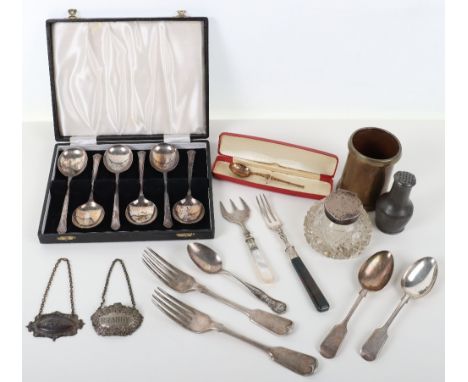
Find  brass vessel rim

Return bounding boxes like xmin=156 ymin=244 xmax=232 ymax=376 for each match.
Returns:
xmin=348 ymin=127 xmax=402 ymax=167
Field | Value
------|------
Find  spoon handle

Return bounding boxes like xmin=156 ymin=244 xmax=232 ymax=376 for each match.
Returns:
xmin=111 ymin=173 xmax=120 ymax=231
xmin=89 ymin=154 xmax=101 ymax=199
xmin=163 ymin=172 xmax=173 ymax=228
xmin=226 ymin=271 xmax=287 ymax=314
xmin=57 ymin=177 xmax=72 ymax=234
xmin=187 ymin=150 xmax=195 ymax=196
xmin=320 ymin=289 xmax=367 ymax=358
xmin=138 ymin=151 xmax=145 ymax=194
xmin=360 ymin=294 xmax=410 ymax=361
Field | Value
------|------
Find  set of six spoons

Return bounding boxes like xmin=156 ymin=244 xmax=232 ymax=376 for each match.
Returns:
xmin=56 ymin=143 xmax=206 ymax=234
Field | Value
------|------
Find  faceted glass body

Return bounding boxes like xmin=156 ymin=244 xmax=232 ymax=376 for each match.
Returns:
xmin=304 ymin=203 xmax=372 ymax=259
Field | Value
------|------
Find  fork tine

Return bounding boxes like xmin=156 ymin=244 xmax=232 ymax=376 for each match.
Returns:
xmin=142 ymin=256 xmax=173 ymax=285
xmin=145 ymin=248 xmax=179 ymax=275
xmin=262 ymin=194 xmax=277 ymax=221
xmin=239 ymin=197 xmax=250 ymax=212
xmin=152 ymin=295 xmax=190 ymax=328
xmin=229 ymin=199 xmax=238 ymax=211
xmin=256 ymin=195 xmax=271 ymax=223
xmin=219 ymin=201 xmax=229 ymax=217
xmin=156 ymin=287 xmax=197 ymax=315
xmin=153 ymin=289 xmax=192 ymax=321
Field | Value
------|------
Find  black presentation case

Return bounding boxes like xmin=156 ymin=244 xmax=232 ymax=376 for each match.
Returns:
xmin=38 ymin=12 xmax=214 ymax=243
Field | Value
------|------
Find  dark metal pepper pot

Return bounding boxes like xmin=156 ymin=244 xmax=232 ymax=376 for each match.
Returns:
xmin=375 ymin=171 xmax=416 ymax=234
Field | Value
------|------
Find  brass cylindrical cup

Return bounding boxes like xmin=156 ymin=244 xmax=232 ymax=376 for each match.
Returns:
xmin=338 ymin=127 xmax=401 ymax=211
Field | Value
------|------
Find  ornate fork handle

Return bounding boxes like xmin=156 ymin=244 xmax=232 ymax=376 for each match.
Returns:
xmin=241 ymin=226 xmax=275 ymax=283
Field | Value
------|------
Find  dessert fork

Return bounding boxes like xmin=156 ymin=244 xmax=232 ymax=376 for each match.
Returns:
xmin=219 ymin=198 xmax=274 ymax=283
xmin=142 ymin=248 xmax=293 ymax=335
xmin=256 ymin=194 xmax=330 ymax=312
xmin=152 ymin=287 xmax=317 ymax=376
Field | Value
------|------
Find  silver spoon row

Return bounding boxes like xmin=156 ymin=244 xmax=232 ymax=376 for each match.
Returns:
xmin=56 ymin=144 xmax=205 ymax=233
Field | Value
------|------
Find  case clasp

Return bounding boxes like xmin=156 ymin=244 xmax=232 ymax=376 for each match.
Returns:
xmin=164 ymin=134 xmax=191 ymax=144
xmin=176 ymin=10 xmax=187 ymax=18
xmin=68 ymin=9 xmax=78 ymax=19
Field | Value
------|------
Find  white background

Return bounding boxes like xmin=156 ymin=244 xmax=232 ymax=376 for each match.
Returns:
xmin=20 ymin=1 xmax=445 ymax=381
xmin=22 ymin=120 xmax=444 ymax=382
xmin=23 ymin=0 xmax=444 ymax=121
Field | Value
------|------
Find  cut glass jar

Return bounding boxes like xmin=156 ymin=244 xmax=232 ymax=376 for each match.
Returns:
xmin=304 ymin=190 xmax=372 ymax=259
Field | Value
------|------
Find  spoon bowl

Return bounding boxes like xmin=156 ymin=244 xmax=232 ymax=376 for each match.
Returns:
xmin=187 ymin=242 xmax=223 ymax=273
xmin=72 ymin=201 xmax=105 ymax=228
xmin=187 ymin=242 xmax=287 ymax=314
xmin=103 ymin=145 xmax=133 ymax=174
xmin=401 ymin=256 xmax=438 ymax=299
xmin=57 ymin=148 xmax=88 ymax=178
xmin=229 ymin=162 xmax=251 ymax=178
xmin=358 ymin=250 xmax=394 ymax=291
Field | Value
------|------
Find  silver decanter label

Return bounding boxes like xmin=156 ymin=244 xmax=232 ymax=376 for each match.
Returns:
xmin=27 ymin=311 xmax=84 ymax=341
xmin=91 ymin=303 xmax=143 ymax=336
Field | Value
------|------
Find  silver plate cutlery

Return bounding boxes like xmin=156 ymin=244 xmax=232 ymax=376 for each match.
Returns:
xmin=256 ymin=193 xmax=330 ymax=312
xmin=220 ymin=197 xmax=275 ymax=283
xmin=152 ymin=287 xmax=317 ymax=376
xmin=142 ymin=247 xmax=293 ymax=335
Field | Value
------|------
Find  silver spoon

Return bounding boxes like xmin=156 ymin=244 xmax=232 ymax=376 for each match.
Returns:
xmin=104 ymin=145 xmax=133 ymax=231
xmin=229 ymin=162 xmax=305 ymax=189
xmin=187 ymin=242 xmax=287 ymax=314
xmin=360 ymin=256 xmax=438 ymax=361
xmin=320 ymin=251 xmax=394 ymax=358
xmin=173 ymin=150 xmax=205 ymax=224
xmin=72 ymin=153 xmax=105 ymax=229
xmin=56 ymin=147 xmax=88 ymax=234
xmin=125 ymin=151 xmax=157 ymax=225
xmin=149 ymin=143 xmax=179 ymax=229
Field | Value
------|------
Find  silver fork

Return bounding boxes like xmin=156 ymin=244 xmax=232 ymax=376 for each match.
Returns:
xmin=220 ymin=198 xmax=274 ymax=283
xmin=142 ymin=248 xmax=293 ymax=335
xmin=152 ymin=287 xmax=317 ymax=376
xmin=256 ymin=194 xmax=330 ymax=312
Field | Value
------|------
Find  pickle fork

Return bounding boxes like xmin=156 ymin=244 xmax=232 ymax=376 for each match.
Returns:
xmin=219 ymin=198 xmax=275 ymax=283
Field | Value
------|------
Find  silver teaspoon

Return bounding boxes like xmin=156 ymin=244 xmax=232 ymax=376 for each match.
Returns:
xmin=125 ymin=151 xmax=157 ymax=225
xmin=104 ymin=145 xmax=133 ymax=231
xmin=320 ymin=251 xmax=394 ymax=358
xmin=56 ymin=147 xmax=88 ymax=234
xmin=360 ymin=256 xmax=438 ymax=361
xmin=72 ymin=153 xmax=105 ymax=229
xmin=187 ymin=242 xmax=287 ymax=314
xmin=173 ymin=150 xmax=205 ymax=224
xmin=149 ymin=143 xmax=179 ymax=229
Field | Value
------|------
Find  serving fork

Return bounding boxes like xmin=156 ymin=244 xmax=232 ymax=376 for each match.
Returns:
xmin=219 ymin=198 xmax=275 ymax=283
xmin=142 ymin=248 xmax=293 ymax=335
xmin=152 ymin=287 xmax=317 ymax=376
xmin=256 ymin=194 xmax=330 ymax=312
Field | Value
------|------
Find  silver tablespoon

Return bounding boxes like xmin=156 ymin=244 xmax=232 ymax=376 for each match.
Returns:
xmin=172 ymin=150 xmax=205 ymax=224
xmin=125 ymin=151 xmax=157 ymax=225
xmin=56 ymin=147 xmax=88 ymax=234
xmin=187 ymin=242 xmax=287 ymax=314
xmin=320 ymin=251 xmax=394 ymax=358
xmin=72 ymin=153 xmax=105 ymax=229
xmin=104 ymin=145 xmax=133 ymax=231
xmin=149 ymin=143 xmax=179 ymax=228
xmin=360 ymin=256 xmax=438 ymax=361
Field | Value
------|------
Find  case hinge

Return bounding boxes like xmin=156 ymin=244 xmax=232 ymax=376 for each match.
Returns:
xmin=70 ymin=136 xmax=97 ymax=146
xmin=164 ymin=134 xmax=191 ymax=144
